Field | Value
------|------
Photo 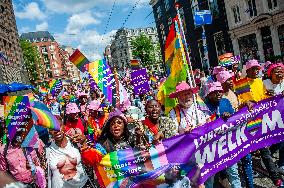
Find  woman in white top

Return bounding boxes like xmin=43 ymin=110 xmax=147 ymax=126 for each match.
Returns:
xmin=46 ymin=118 xmax=88 ymax=188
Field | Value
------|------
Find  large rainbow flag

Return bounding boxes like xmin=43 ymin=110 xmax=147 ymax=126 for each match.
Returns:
xmin=218 ymin=53 xmax=234 ymax=67
xmin=86 ymin=59 xmax=129 ymax=107
xmin=159 ymin=21 xmax=188 ymax=114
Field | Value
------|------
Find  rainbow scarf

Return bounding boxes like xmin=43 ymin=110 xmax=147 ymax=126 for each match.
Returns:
xmin=69 ymin=49 xmax=90 ymax=71
xmin=234 ymin=77 xmax=251 ymax=96
xmin=247 ymin=118 xmax=262 ymax=130
xmin=29 ymin=107 xmax=60 ymax=131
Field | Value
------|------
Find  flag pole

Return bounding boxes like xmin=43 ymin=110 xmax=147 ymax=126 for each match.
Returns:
xmin=174 ymin=3 xmax=201 ymax=125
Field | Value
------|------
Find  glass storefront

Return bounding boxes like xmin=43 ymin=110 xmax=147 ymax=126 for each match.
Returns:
xmin=238 ymin=33 xmax=259 ymax=64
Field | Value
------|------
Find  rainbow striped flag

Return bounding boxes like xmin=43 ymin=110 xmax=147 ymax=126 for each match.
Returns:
xmin=39 ymin=87 xmax=48 ymax=94
xmin=29 ymin=107 xmax=60 ymax=131
xmin=69 ymin=49 xmax=90 ymax=71
xmin=86 ymin=59 xmax=129 ymax=108
xmin=150 ymin=76 xmax=157 ymax=83
xmin=130 ymin=59 xmax=140 ymax=69
xmin=218 ymin=53 xmax=234 ymax=67
xmin=247 ymin=118 xmax=262 ymax=130
xmin=49 ymin=80 xmax=62 ymax=96
xmin=234 ymin=77 xmax=251 ymax=96
xmin=160 ymin=22 xmax=188 ymax=114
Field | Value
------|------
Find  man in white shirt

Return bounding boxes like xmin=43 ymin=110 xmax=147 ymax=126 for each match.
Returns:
xmin=169 ymin=81 xmax=209 ymax=134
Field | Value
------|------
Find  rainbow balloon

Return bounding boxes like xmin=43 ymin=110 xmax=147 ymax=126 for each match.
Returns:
xmin=30 ymin=107 xmax=60 ymax=131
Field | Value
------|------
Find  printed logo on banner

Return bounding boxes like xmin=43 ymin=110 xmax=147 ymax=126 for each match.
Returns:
xmin=4 ymin=96 xmax=32 ymax=142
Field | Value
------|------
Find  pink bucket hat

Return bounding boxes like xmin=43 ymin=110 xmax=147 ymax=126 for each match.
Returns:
xmin=213 ymin=66 xmax=225 ymax=75
xmin=205 ymin=82 xmax=223 ymax=97
xmin=246 ymin=59 xmax=261 ymax=70
xmin=87 ymin=100 xmax=102 ymax=111
xmin=107 ymin=109 xmax=127 ymax=123
xmin=216 ymin=71 xmax=233 ymax=84
xmin=78 ymin=92 xmax=88 ymax=98
xmin=66 ymin=103 xmax=80 ymax=114
xmin=267 ymin=63 xmax=284 ymax=77
xmin=169 ymin=81 xmax=199 ymax=98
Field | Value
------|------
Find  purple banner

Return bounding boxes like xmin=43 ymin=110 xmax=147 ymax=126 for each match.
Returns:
xmin=95 ymin=95 xmax=284 ymax=187
xmin=131 ymin=68 xmax=150 ymax=95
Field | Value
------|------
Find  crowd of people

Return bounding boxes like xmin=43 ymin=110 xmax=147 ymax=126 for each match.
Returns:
xmin=0 ymin=59 xmax=284 ymax=188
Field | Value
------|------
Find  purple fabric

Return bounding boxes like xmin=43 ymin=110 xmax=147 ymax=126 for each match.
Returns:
xmin=97 ymin=95 xmax=284 ymax=186
xmin=131 ymin=68 xmax=150 ymax=95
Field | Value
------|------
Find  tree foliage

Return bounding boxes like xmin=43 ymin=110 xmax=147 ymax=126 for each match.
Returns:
xmin=130 ymin=34 xmax=157 ymax=66
xmin=20 ymin=39 xmax=42 ymax=83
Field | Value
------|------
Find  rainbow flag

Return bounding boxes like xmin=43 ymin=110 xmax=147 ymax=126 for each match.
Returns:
xmin=159 ymin=22 xmax=188 ymax=114
xmin=247 ymin=118 xmax=262 ymax=130
xmin=218 ymin=53 xmax=234 ymax=67
xmin=69 ymin=49 xmax=90 ymax=71
xmin=150 ymin=76 xmax=157 ymax=83
xmin=234 ymin=77 xmax=251 ymax=95
xmin=39 ymin=87 xmax=48 ymax=94
xmin=130 ymin=59 xmax=140 ymax=69
xmin=29 ymin=107 xmax=60 ymax=131
xmin=95 ymin=144 xmax=169 ymax=187
xmin=25 ymin=93 xmax=35 ymax=106
xmin=49 ymin=80 xmax=62 ymax=96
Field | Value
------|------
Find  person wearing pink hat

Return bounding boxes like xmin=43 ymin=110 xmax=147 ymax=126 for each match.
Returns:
xmin=169 ymin=81 xmax=209 ymax=135
xmin=86 ymin=100 xmax=108 ymax=142
xmin=237 ymin=59 xmax=283 ymax=187
xmin=64 ymin=103 xmax=85 ymax=137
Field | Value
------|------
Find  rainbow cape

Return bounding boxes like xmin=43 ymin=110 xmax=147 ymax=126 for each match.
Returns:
xmin=234 ymin=77 xmax=251 ymax=96
xmin=247 ymin=118 xmax=262 ymax=130
xmin=29 ymin=107 xmax=60 ymax=131
xmin=69 ymin=49 xmax=90 ymax=71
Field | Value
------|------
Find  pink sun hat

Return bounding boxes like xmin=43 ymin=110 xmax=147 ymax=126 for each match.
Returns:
xmin=267 ymin=63 xmax=284 ymax=77
xmin=169 ymin=81 xmax=199 ymax=98
xmin=87 ymin=100 xmax=103 ymax=111
xmin=66 ymin=103 xmax=80 ymax=114
xmin=216 ymin=71 xmax=233 ymax=84
xmin=205 ymin=82 xmax=223 ymax=97
xmin=213 ymin=66 xmax=226 ymax=75
xmin=246 ymin=59 xmax=261 ymax=70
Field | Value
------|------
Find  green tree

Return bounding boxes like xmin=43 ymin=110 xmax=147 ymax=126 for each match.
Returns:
xmin=20 ymin=39 xmax=42 ymax=83
xmin=130 ymin=34 xmax=156 ymax=66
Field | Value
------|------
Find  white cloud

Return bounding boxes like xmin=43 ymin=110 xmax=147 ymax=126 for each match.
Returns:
xmin=42 ymin=0 xmax=149 ymax=14
xmin=19 ymin=26 xmax=30 ymax=34
xmin=55 ymin=29 xmax=117 ymax=61
xmin=66 ymin=11 xmax=100 ymax=34
xmin=36 ymin=21 xmax=48 ymax=31
xmin=15 ymin=2 xmax=46 ymax=20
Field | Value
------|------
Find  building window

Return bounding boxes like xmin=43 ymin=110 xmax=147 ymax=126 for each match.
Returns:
xmin=164 ymin=0 xmax=170 ymax=11
xmin=156 ymin=6 xmax=162 ymax=19
xmin=167 ymin=17 xmax=172 ymax=29
xmin=261 ymin=26 xmax=274 ymax=61
xmin=214 ymin=32 xmax=226 ymax=57
xmin=209 ymin=0 xmax=219 ymax=18
xmin=232 ymin=5 xmax=241 ymax=23
xmin=238 ymin=33 xmax=259 ymax=63
xmin=159 ymin=24 xmax=165 ymax=43
xmin=267 ymin=0 xmax=278 ymax=10
xmin=179 ymin=8 xmax=187 ymax=34
xmin=247 ymin=0 xmax=257 ymax=17
xmin=278 ymin=25 xmax=284 ymax=55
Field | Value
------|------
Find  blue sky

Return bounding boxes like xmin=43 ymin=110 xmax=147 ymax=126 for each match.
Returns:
xmin=13 ymin=0 xmax=155 ymax=60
